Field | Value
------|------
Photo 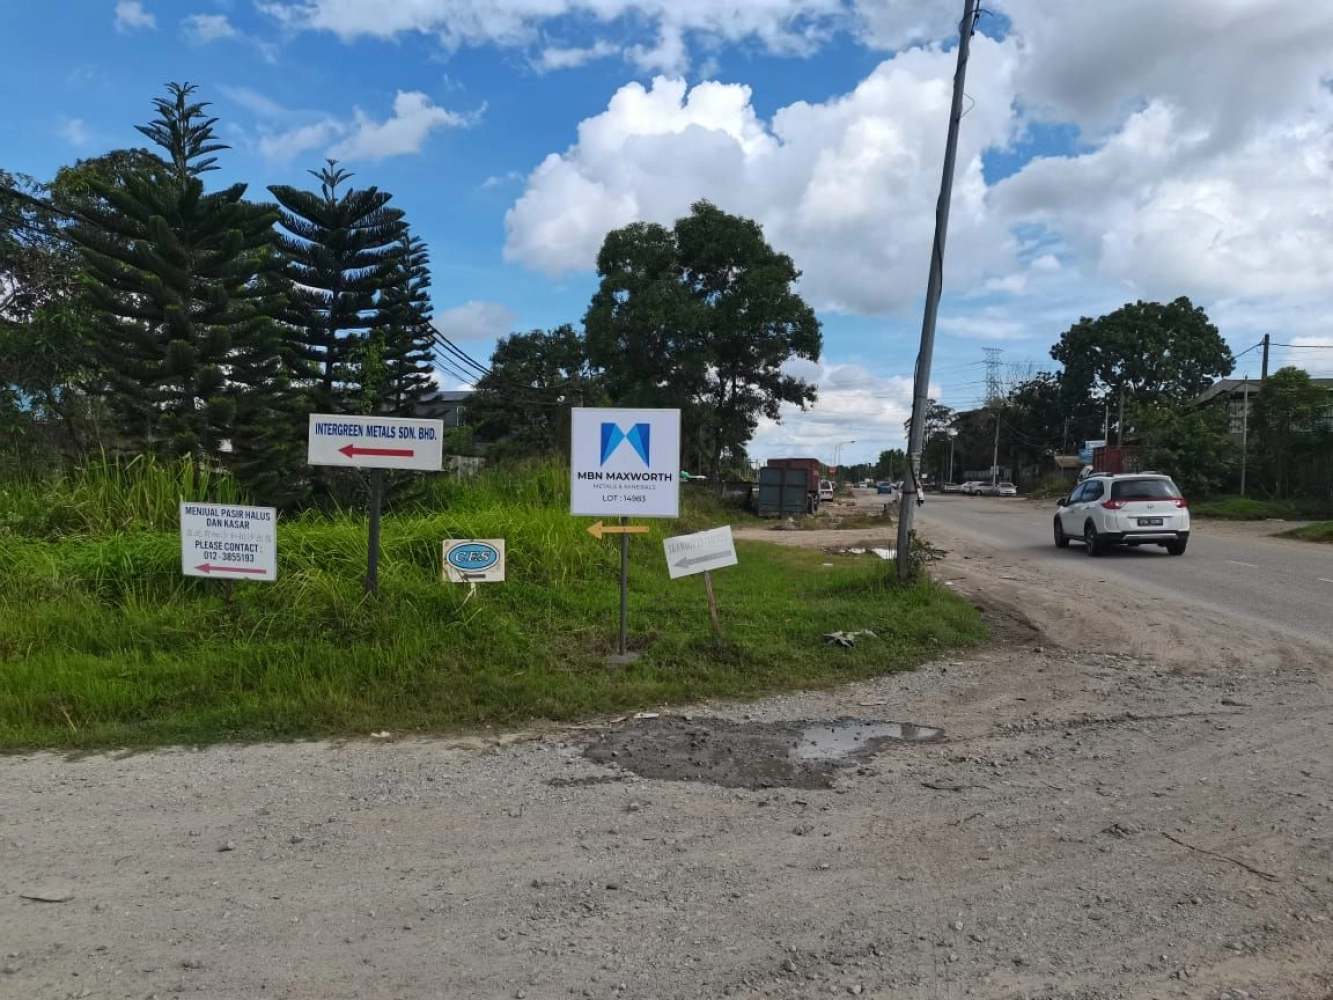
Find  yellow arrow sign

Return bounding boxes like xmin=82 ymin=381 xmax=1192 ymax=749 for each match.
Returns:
xmin=586 ymin=520 xmax=651 ymax=540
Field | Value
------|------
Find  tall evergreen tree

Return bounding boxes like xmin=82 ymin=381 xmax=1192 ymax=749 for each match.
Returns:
xmin=268 ymin=161 xmax=406 ymax=414
xmin=67 ymin=83 xmax=289 ymax=472
xmin=367 ymin=230 xmax=438 ymax=417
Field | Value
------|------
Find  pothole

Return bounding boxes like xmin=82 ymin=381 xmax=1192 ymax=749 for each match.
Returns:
xmin=581 ymin=715 xmax=944 ymax=790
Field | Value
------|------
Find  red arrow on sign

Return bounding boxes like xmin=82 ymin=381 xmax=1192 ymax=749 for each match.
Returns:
xmin=195 ymin=563 xmax=268 ymax=576
xmin=338 ymin=444 xmax=416 ymax=459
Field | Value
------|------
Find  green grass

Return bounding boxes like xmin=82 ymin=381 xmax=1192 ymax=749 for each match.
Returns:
xmin=1191 ymin=496 xmax=1333 ymax=520
xmin=0 ymin=460 xmax=984 ymax=750
xmin=1281 ymin=521 xmax=1333 ymax=543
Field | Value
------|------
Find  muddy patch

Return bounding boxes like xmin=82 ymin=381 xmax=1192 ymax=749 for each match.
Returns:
xmin=581 ymin=715 xmax=943 ymax=789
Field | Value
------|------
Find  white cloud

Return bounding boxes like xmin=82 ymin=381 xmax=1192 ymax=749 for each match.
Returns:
xmin=258 ymin=119 xmax=343 ymax=161
xmin=504 ymin=44 xmax=1019 ymax=315
xmin=58 ymin=119 xmax=91 ymax=146
xmin=115 ymin=0 xmax=156 ymax=32
xmin=251 ymin=91 xmax=477 ymax=163
xmin=328 ymin=91 xmax=477 ymax=162
xmin=182 ymin=13 xmax=238 ymax=43
xmin=432 ymin=301 xmax=518 ymax=345
xmin=536 ymin=40 xmax=619 ymax=72
xmin=258 ymin=0 xmax=954 ymax=74
xmin=498 ymin=0 xmax=1333 ymax=355
xmin=749 ymin=362 xmax=938 ymax=463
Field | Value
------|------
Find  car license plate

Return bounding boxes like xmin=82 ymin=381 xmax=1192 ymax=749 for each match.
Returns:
xmin=1138 ymin=517 xmax=1163 ymax=526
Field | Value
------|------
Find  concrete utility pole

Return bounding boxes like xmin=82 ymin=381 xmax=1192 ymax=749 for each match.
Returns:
xmin=1261 ymin=334 xmax=1270 ymax=382
xmin=896 ymin=0 xmax=981 ymax=580
xmin=1240 ymin=375 xmax=1250 ymax=497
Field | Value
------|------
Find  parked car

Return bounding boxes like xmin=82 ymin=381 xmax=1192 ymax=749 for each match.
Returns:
xmin=818 ymin=480 xmax=835 ymax=503
xmin=1054 ymin=473 xmax=1190 ymax=556
xmin=958 ymin=481 xmax=979 ymax=494
xmin=997 ymin=482 xmax=1017 ymax=496
xmin=941 ymin=482 xmax=961 ymax=493
xmin=876 ymin=482 xmax=895 ymax=495
xmin=974 ymin=482 xmax=1000 ymax=497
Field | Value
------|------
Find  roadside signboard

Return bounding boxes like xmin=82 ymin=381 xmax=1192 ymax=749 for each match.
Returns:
xmin=442 ymin=539 xmax=505 ymax=584
xmin=307 ymin=414 xmax=444 ymax=471
xmin=180 ymin=502 xmax=277 ymax=581
xmin=664 ymin=526 xmax=738 ymax=580
xmin=570 ymin=407 xmax=681 ymax=518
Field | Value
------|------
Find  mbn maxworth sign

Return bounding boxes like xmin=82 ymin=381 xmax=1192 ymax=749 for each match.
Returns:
xmin=569 ymin=408 xmax=681 ymax=519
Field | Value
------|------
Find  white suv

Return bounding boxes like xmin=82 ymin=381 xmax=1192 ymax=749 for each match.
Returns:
xmin=1054 ymin=473 xmax=1191 ymax=556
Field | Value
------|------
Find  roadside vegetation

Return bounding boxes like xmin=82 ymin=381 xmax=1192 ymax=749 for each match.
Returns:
xmin=1281 ymin=522 xmax=1333 ymax=543
xmin=1191 ymin=496 xmax=1333 ymax=521
xmin=0 ymin=458 xmax=985 ymax=751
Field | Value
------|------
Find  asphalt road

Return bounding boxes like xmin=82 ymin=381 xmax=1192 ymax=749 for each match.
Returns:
xmin=916 ymin=494 xmax=1333 ymax=649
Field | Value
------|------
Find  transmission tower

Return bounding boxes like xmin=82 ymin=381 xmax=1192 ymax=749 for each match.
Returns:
xmin=983 ymin=348 xmax=1004 ymax=406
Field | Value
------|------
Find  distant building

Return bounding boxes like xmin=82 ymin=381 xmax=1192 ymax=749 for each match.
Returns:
xmin=1195 ymin=377 xmax=1333 ymax=437
xmin=415 ymin=389 xmax=471 ymax=429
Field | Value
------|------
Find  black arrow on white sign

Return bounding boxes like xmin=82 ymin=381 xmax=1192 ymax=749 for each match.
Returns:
xmin=673 ymin=552 xmax=731 ymax=569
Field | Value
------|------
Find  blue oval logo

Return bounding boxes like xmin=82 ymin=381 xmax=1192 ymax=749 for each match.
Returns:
xmin=447 ymin=542 xmax=500 ymax=572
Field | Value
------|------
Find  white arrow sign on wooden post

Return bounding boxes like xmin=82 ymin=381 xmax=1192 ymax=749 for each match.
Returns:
xmin=663 ymin=526 xmax=737 ymax=580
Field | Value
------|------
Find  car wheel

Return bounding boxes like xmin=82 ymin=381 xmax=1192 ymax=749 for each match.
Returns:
xmin=1083 ymin=522 xmax=1104 ymax=556
xmin=1165 ymin=538 xmax=1187 ymax=556
xmin=1053 ymin=518 xmax=1070 ymax=549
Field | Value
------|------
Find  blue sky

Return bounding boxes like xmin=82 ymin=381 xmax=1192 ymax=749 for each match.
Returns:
xmin=5 ymin=1 xmax=1332 ymax=467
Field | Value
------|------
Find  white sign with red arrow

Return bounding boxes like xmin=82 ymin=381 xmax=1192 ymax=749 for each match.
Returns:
xmin=179 ymin=502 xmax=278 ymax=582
xmin=307 ymin=414 xmax=445 ymax=471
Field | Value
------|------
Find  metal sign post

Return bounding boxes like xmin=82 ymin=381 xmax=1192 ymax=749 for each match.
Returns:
xmin=307 ymin=413 xmax=444 ymax=594
xmin=570 ymin=408 xmax=681 ymax=663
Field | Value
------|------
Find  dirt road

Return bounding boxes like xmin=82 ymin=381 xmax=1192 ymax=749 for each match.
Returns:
xmin=3 ymin=494 xmax=1332 ymax=1000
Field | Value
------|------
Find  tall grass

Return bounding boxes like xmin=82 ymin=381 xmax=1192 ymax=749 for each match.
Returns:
xmin=1 ymin=453 xmax=242 ymax=538
xmin=0 ymin=455 xmax=986 ymax=749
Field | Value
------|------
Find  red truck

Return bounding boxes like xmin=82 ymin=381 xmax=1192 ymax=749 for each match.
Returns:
xmin=758 ymin=458 xmax=826 ymax=516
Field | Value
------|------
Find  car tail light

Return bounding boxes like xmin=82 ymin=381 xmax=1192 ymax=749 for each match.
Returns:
xmin=1101 ymin=499 xmax=1126 ymax=510
xmin=1173 ymin=498 xmax=1188 ymax=508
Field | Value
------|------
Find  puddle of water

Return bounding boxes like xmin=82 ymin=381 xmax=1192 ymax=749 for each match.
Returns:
xmin=791 ymin=721 xmax=943 ymax=761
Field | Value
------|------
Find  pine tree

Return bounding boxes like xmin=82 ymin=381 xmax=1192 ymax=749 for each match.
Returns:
xmin=370 ymin=230 xmax=438 ymax=417
xmin=67 ymin=83 xmax=289 ymax=473
xmin=268 ymin=162 xmax=406 ymax=414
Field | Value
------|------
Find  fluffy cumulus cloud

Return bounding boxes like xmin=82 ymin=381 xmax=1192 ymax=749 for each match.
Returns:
xmin=257 ymin=0 xmax=951 ymax=73
xmin=250 ymin=91 xmax=478 ymax=163
xmin=749 ymin=362 xmax=936 ymax=461
xmin=504 ymin=40 xmax=1020 ymax=315
xmin=500 ymin=0 xmax=1333 ymax=346
xmin=114 ymin=0 xmax=156 ymax=32
xmin=329 ymin=91 xmax=476 ymax=161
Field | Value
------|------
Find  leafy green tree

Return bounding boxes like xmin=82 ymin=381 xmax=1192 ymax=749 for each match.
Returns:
xmin=467 ymin=325 xmax=601 ymax=457
xmin=873 ymin=449 xmax=907 ymax=480
xmin=269 ymin=160 xmax=406 ymax=414
xmin=584 ymin=201 xmax=822 ymax=481
xmin=1132 ymin=399 xmax=1237 ymax=498
xmin=1051 ymin=298 xmax=1234 ymax=421
xmin=1006 ymin=372 xmax=1103 ymax=455
xmin=1255 ymin=367 xmax=1333 ymax=499
xmin=67 ymin=83 xmax=291 ymax=479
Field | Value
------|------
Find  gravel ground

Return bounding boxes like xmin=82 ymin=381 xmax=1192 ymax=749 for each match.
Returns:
xmin=3 ymin=498 xmax=1332 ymax=1000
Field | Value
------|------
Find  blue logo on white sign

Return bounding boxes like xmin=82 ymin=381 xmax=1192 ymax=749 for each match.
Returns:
xmin=446 ymin=542 xmax=500 ymax=572
xmin=600 ymin=422 xmax=651 ymax=466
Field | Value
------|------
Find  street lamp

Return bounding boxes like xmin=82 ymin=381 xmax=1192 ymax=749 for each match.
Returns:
xmin=947 ymin=429 xmax=958 ymax=485
xmin=832 ymin=440 xmax=856 ymax=473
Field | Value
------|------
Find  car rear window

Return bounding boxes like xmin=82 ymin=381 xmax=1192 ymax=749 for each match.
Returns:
xmin=1111 ymin=478 xmax=1181 ymax=500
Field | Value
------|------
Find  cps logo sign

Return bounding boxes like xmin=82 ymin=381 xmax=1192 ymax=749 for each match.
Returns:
xmin=442 ymin=539 xmax=506 ymax=584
